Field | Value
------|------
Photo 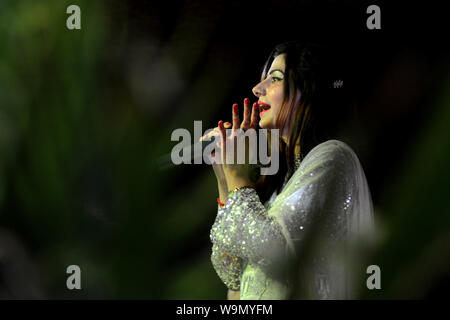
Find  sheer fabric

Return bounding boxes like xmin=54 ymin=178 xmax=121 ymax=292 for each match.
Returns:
xmin=210 ymin=140 xmax=375 ymax=299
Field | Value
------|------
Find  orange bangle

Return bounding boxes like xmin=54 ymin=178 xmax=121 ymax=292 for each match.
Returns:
xmin=217 ymin=197 xmax=225 ymax=207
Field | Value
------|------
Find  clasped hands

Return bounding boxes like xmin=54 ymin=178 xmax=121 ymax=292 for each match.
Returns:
xmin=200 ymin=98 xmax=261 ymax=192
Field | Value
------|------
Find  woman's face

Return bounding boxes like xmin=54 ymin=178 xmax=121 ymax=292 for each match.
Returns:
xmin=252 ymin=53 xmax=287 ymax=129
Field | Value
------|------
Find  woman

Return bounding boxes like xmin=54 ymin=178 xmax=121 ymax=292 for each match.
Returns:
xmin=203 ymin=41 xmax=374 ymax=300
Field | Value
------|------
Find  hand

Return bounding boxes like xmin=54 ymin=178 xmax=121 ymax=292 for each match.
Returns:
xmin=218 ymin=98 xmax=260 ymax=192
xmin=200 ymin=122 xmax=232 ymax=202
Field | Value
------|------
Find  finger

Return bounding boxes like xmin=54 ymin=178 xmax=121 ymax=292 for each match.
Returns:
xmin=200 ymin=127 xmax=220 ymax=141
xmin=218 ymin=120 xmax=227 ymax=161
xmin=222 ymin=123 xmax=232 ymax=151
xmin=218 ymin=120 xmax=226 ymax=145
xmin=240 ymin=98 xmax=251 ymax=130
xmin=200 ymin=133 xmax=211 ymax=141
xmin=211 ymin=126 xmax=227 ymax=145
xmin=232 ymin=103 xmax=240 ymax=135
xmin=210 ymin=147 xmax=223 ymax=166
xmin=250 ymin=102 xmax=259 ymax=129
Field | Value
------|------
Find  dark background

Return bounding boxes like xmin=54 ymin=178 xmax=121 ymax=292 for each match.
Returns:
xmin=0 ymin=0 xmax=449 ymax=299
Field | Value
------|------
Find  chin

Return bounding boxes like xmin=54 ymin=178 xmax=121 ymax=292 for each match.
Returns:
xmin=259 ymin=119 xmax=267 ymax=129
xmin=259 ymin=117 xmax=273 ymax=129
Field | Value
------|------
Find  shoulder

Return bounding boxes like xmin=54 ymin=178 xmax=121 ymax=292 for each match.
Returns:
xmin=302 ymin=139 xmax=357 ymax=162
xmin=296 ymin=140 xmax=359 ymax=177
xmin=276 ymin=140 xmax=360 ymax=209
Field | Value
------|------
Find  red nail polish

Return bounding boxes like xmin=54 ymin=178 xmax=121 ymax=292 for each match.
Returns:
xmin=244 ymin=98 xmax=250 ymax=104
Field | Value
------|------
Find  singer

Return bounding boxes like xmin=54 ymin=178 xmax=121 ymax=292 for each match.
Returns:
xmin=204 ymin=41 xmax=375 ymax=300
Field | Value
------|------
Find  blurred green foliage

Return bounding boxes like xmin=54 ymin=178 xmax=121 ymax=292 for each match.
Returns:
xmin=0 ymin=0 xmax=225 ymax=299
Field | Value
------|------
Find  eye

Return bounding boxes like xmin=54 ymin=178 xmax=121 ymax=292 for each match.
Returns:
xmin=271 ymin=77 xmax=282 ymax=83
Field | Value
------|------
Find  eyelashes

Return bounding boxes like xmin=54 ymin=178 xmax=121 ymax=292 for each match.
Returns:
xmin=259 ymin=76 xmax=284 ymax=85
xmin=270 ymin=76 xmax=283 ymax=83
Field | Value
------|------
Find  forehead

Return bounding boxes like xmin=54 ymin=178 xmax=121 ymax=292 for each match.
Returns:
xmin=269 ymin=54 xmax=286 ymax=71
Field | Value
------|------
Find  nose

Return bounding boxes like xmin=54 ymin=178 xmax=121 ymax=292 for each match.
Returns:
xmin=252 ymin=80 xmax=266 ymax=98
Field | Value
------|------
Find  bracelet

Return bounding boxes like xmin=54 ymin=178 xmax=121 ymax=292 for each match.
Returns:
xmin=217 ymin=197 xmax=225 ymax=207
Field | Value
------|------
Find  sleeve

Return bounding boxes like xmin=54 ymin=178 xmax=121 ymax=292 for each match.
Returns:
xmin=210 ymin=239 xmax=243 ymax=291
xmin=210 ymin=188 xmax=285 ymax=267
xmin=210 ymin=140 xmax=356 ymax=289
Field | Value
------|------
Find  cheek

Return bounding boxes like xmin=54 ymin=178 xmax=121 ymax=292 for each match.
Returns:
xmin=268 ymin=86 xmax=284 ymax=115
xmin=261 ymin=84 xmax=284 ymax=129
xmin=269 ymin=84 xmax=284 ymax=105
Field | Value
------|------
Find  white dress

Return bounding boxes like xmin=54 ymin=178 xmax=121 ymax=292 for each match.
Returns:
xmin=210 ymin=140 xmax=375 ymax=299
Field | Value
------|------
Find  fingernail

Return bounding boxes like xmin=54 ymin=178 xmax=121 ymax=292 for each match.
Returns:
xmin=244 ymin=98 xmax=250 ymax=104
xmin=225 ymin=122 xmax=231 ymax=126
xmin=233 ymin=104 xmax=238 ymax=111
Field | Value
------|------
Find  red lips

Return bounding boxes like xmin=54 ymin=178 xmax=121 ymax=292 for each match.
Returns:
xmin=258 ymin=101 xmax=271 ymax=116
xmin=258 ymin=101 xmax=271 ymax=111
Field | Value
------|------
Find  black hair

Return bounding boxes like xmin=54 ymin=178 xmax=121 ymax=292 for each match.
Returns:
xmin=255 ymin=40 xmax=355 ymax=203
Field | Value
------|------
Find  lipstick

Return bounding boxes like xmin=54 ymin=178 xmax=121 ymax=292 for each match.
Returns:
xmin=258 ymin=101 xmax=271 ymax=116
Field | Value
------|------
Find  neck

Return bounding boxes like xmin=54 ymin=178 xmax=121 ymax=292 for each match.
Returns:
xmin=281 ymin=103 xmax=308 ymax=159
xmin=294 ymin=143 xmax=301 ymax=158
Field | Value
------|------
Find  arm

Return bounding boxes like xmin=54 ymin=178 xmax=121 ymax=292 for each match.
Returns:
xmin=210 ymin=187 xmax=286 ymax=267
xmin=210 ymin=141 xmax=355 ymax=276
xmin=211 ymin=239 xmax=243 ymax=291
xmin=210 ymin=161 xmax=244 ymax=292
xmin=209 ymin=98 xmax=260 ymax=292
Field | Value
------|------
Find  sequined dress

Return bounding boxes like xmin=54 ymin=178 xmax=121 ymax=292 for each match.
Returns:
xmin=210 ymin=140 xmax=374 ymax=299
